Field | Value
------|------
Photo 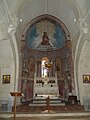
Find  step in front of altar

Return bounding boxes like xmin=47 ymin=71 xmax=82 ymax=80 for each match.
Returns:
xmin=30 ymin=98 xmax=65 ymax=106
xmin=29 ymin=103 xmax=65 ymax=106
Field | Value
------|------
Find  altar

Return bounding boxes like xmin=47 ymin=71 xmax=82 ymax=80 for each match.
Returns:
xmin=33 ymin=76 xmax=59 ymax=100
xmin=36 ymin=94 xmax=60 ymax=98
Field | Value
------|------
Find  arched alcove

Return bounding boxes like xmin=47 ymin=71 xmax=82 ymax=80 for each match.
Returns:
xmin=19 ymin=15 xmax=74 ymax=102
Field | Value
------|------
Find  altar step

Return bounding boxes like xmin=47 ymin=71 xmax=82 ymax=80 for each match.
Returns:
xmin=30 ymin=98 xmax=65 ymax=106
xmin=29 ymin=103 xmax=65 ymax=106
xmin=13 ymin=104 xmax=84 ymax=113
xmin=33 ymin=100 xmax=64 ymax=104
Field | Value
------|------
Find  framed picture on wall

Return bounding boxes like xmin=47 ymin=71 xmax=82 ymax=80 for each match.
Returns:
xmin=2 ymin=75 xmax=10 ymax=84
xmin=83 ymin=75 xmax=90 ymax=83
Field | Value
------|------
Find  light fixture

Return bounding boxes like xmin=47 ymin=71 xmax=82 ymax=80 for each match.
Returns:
xmin=19 ymin=19 xmax=23 ymax=22
xmin=74 ymin=18 xmax=77 ymax=23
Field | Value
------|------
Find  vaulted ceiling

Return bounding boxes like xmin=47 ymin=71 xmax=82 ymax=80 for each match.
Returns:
xmin=0 ymin=0 xmax=90 ymax=66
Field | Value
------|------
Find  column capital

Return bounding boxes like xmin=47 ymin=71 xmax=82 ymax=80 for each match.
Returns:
xmin=77 ymin=18 xmax=88 ymax=34
xmin=8 ymin=18 xmax=18 ymax=33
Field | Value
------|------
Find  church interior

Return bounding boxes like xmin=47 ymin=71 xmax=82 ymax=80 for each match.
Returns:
xmin=0 ymin=0 xmax=90 ymax=119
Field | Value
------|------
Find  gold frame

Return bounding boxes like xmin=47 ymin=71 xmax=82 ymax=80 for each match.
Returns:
xmin=83 ymin=74 xmax=90 ymax=83
xmin=2 ymin=75 xmax=10 ymax=84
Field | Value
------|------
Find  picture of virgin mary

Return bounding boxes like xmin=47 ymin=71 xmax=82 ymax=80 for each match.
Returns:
xmin=41 ymin=32 xmax=50 ymax=45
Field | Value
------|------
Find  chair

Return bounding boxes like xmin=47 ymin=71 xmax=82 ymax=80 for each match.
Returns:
xmin=68 ymin=96 xmax=78 ymax=104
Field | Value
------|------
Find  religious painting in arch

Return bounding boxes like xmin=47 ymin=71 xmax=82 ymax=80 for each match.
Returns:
xmin=25 ymin=18 xmax=66 ymax=51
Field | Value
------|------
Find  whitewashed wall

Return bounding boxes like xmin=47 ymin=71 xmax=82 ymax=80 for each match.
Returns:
xmin=0 ymin=1 xmax=19 ymax=101
xmin=0 ymin=53 xmax=15 ymax=101
xmin=78 ymin=40 xmax=90 ymax=104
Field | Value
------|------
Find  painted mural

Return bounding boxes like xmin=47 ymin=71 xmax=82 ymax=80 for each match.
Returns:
xmin=25 ymin=19 xmax=66 ymax=50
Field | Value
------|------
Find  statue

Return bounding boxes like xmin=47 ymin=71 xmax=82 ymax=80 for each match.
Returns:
xmin=41 ymin=32 xmax=50 ymax=45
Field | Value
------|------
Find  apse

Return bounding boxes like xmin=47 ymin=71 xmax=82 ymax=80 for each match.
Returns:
xmin=20 ymin=14 xmax=74 ymax=102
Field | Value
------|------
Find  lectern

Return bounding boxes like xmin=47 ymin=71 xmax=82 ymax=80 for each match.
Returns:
xmin=10 ymin=92 xmax=22 ymax=120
